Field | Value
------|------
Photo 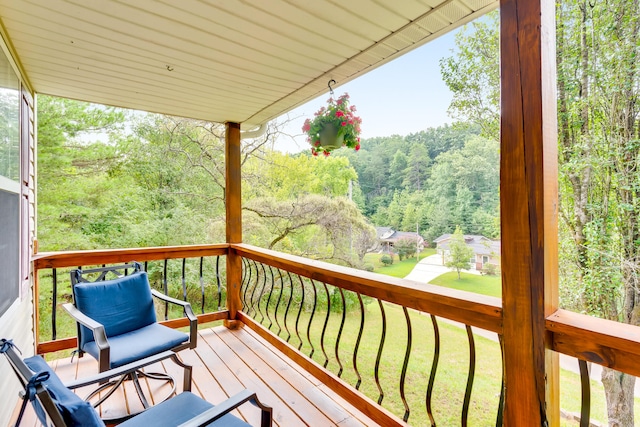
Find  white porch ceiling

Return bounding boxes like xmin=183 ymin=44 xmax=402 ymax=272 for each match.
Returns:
xmin=0 ymin=0 xmax=497 ymax=129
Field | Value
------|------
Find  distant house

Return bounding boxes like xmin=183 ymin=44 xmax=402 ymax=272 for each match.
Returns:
xmin=434 ymin=234 xmax=501 ymax=271
xmin=375 ymin=227 xmax=425 ymax=253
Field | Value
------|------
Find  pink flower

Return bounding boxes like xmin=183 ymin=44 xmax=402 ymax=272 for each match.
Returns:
xmin=350 ymin=105 xmax=356 ymax=112
xmin=323 ymin=151 xmax=330 ymax=156
xmin=314 ymin=140 xmax=320 ymax=147
xmin=355 ymin=144 xmax=361 ymax=151
xmin=311 ymin=148 xmax=318 ymax=156
xmin=336 ymin=111 xmax=344 ymax=118
xmin=341 ymin=121 xmax=347 ymax=126
xmin=302 ymin=120 xmax=311 ymax=132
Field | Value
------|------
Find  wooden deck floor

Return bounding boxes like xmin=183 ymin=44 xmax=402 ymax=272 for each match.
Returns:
xmin=13 ymin=325 xmax=378 ymax=426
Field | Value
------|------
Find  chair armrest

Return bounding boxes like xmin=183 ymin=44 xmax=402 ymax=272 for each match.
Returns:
xmin=151 ymin=289 xmax=198 ymax=349
xmin=64 ymin=350 xmax=176 ymax=390
xmin=177 ymin=389 xmax=273 ymax=427
xmin=62 ymin=303 xmax=109 ymax=352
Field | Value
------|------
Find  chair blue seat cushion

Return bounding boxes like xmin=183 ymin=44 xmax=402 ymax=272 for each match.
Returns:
xmin=83 ymin=323 xmax=188 ymax=368
xmin=24 ymin=355 xmax=105 ymax=427
xmin=119 ymin=391 xmax=250 ymax=427
xmin=73 ymin=272 xmax=157 ymax=350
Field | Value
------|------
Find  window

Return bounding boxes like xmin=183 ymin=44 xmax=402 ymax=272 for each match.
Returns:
xmin=0 ymin=47 xmax=20 ymax=316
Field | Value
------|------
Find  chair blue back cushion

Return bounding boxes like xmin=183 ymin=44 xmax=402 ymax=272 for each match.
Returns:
xmin=24 ymin=356 xmax=105 ymax=427
xmin=74 ymin=272 xmax=157 ymax=349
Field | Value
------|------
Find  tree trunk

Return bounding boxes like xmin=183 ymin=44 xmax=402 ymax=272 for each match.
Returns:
xmin=601 ymin=368 xmax=636 ymax=427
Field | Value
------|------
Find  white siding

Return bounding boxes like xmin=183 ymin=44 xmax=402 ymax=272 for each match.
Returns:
xmin=0 ymin=295 xmax=34 ymax=427
xmin=0 ymin=26 xmax=36 ymax=427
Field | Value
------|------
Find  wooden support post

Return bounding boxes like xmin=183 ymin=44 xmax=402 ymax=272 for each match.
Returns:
xmin=500 ymin=0 xmax=559 ymax=425
xmin=224 ymin=122 xmax=243 ymax=329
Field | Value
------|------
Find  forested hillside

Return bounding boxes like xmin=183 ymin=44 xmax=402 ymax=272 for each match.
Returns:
xmin=338 ymin=124 xmax=499 ymax=242
xmin=36 ymin=98 xmax=376 ymax=268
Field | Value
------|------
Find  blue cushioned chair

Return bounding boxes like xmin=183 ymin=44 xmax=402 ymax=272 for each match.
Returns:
xmin=63 ymin=262 xmax=198 ymax=418
xmin=1 ymin=339 xmax=273 ymax=427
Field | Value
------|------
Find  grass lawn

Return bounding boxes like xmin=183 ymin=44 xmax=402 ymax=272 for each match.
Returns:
xmin=363 ymin=248 xmax=436 ymax=278
xmin=256 ymin=299 xmax=638 ymax=426
xmin=430 ymin=271 xmax=502 ymax=298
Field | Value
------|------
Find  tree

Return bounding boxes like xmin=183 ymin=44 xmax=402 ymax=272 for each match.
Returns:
xmin=395 ymin=237 xmax=419 ymax=261
xmin=445 ymin=227 xmax=475 ymax=279
xmin=244 ymin=195 xmax=375 ymax=268
xmin=439 ymin=12 xmax=500 ymax=140
xmin=441 ymin=3 xmax=640 ymax=424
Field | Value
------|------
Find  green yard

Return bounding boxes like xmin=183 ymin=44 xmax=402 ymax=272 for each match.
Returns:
xmin=363 ymin=249 xmax=436 ymax=278
xmin=430 ymin=271 xmax=502 ymax=298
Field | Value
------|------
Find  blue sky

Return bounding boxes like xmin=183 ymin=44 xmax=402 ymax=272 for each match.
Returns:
xmin=274 ymin=30 xmax=458 ymax=153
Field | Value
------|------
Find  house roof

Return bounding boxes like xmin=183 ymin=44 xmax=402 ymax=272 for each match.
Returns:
xmin=376 ymin=227 xmax=424 ymax=243
xmin=0 ymin=0 xmax=497 ymax=129
xmin=434 ymin=234 xmax=500 ymax=256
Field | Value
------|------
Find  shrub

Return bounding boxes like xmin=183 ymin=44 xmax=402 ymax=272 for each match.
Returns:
xmin=363 ymin=263 xmax=374 ymax=272
xmin=380 ymin=254 xmax=394 ymax=266
xmin=482 ymin=263 xmax=498 ymax=276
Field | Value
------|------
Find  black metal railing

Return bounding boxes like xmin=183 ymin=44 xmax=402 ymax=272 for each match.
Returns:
xmin=34 ymin=245 xmax=228 ymax=346
xmin=240 ymin=258 xmax=505 ymax=426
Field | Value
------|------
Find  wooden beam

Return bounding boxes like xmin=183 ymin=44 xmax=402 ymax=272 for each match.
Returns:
xmin=548 ymin=310 xmax=640 ymax=377
xmin=237 ymin=311 xmax=406 ymax=427
xmin=500 ymin=0 xmax=559 ymax=425
xmin=33 ymin=244 xmax=228 ymax=270
xmin=224 ymin=122 xmax=243 ymax=328
xmin=233 ymin=243 xmax=503 ymax=333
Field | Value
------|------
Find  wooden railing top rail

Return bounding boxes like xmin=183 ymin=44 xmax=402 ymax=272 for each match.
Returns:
xmin=547 ymin=309 xmax=640 ymax=378
xmin=33 ymin=244 xmax=229 ymax=270
xmin=232 ymin=243 xmax=503 ymax=333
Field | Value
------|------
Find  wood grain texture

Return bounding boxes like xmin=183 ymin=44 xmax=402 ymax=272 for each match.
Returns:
xmin=32 ymin=244 xmax=228 ymax=269
xmin=233 ymin=243 xmax=503 ymax=332
xmin=238 ymin=311 xmax=407 ymax=427
xmin=25 ymin=326 xmax=378 ymax=427
xmin=548 ymin=310 xmax=640 ymax=377
xmin=500 ymin=0 xmax=559 ymax=424
xmin=225 ymin=122 xmax=243 ymax=320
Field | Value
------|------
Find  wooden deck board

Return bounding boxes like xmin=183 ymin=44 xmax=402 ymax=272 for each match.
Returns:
xmin=11 ymin=326 xmax=379 ymax=426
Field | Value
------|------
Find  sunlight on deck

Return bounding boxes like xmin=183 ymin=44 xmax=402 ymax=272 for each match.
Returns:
xmin=12 ymin=326 xmax=376 ymax=427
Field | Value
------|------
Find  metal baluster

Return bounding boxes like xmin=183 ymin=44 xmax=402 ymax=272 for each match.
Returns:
xmin=144 ymin=261 xmax=148 ymax=272
xmin=579 ymin=360 xmax=591 ymax=427
xmin=295 ymin=274 xmax=305 ymax=350
xmin=496 ymin=335 xmax=505 ymax=427
xmin=181 ymin=258 xmax=187 ymax=301
xmin=52 ymin=268 xmax=57 ymax=341
xmin=320 ymin=282 xmax=331 ymax=368
xmin=264 ymin=266 xmax=276 ymax=330
xmin=426 ymin=314 xmax=441 ymax=426
xmin=307 ymin=279 xmax=318 ymax=358
xmin=400 ymin=307 xmax=412 ymax=421
xmin=273 ymin=269 xmax=284 ymax=336
xmin=215 ymin=256 xmax=222 ymax=310
xmin=240 ymin=258 xmax=251 ymax=314
xmin=256 ymin=263 xmax=268 ymax=323
xmin=283 ymin=272 xmax=295 ymax=342
xmin=353 ymin=293 xmax=365 ymax=389
xmin=241 ymin=258 xmax=250 ymax=310
xmin=199 ymin=257 xmax=205 ymax=314
xmin=334 ymin=288 xmax=346 ymax=377
xmin=163 ymin=259 xmax=169 ymax=321
xmin=375 ymin=299 xmax=387 ymax=404
xmin=248 ymin=260 xmax=261 ymax=317
xmin=462 ymin=325 xmax=476 ymax=427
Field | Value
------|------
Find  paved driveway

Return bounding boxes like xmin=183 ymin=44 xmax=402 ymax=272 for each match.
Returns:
xmin=404 ymin=255 xmax=640 ymax=398
xmin=404 ymin=254 xmax=479 ymax=283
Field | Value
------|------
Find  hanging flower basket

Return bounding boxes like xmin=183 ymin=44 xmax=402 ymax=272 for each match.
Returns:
xmin=302 ymin=93 xmax=362 ymax=156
